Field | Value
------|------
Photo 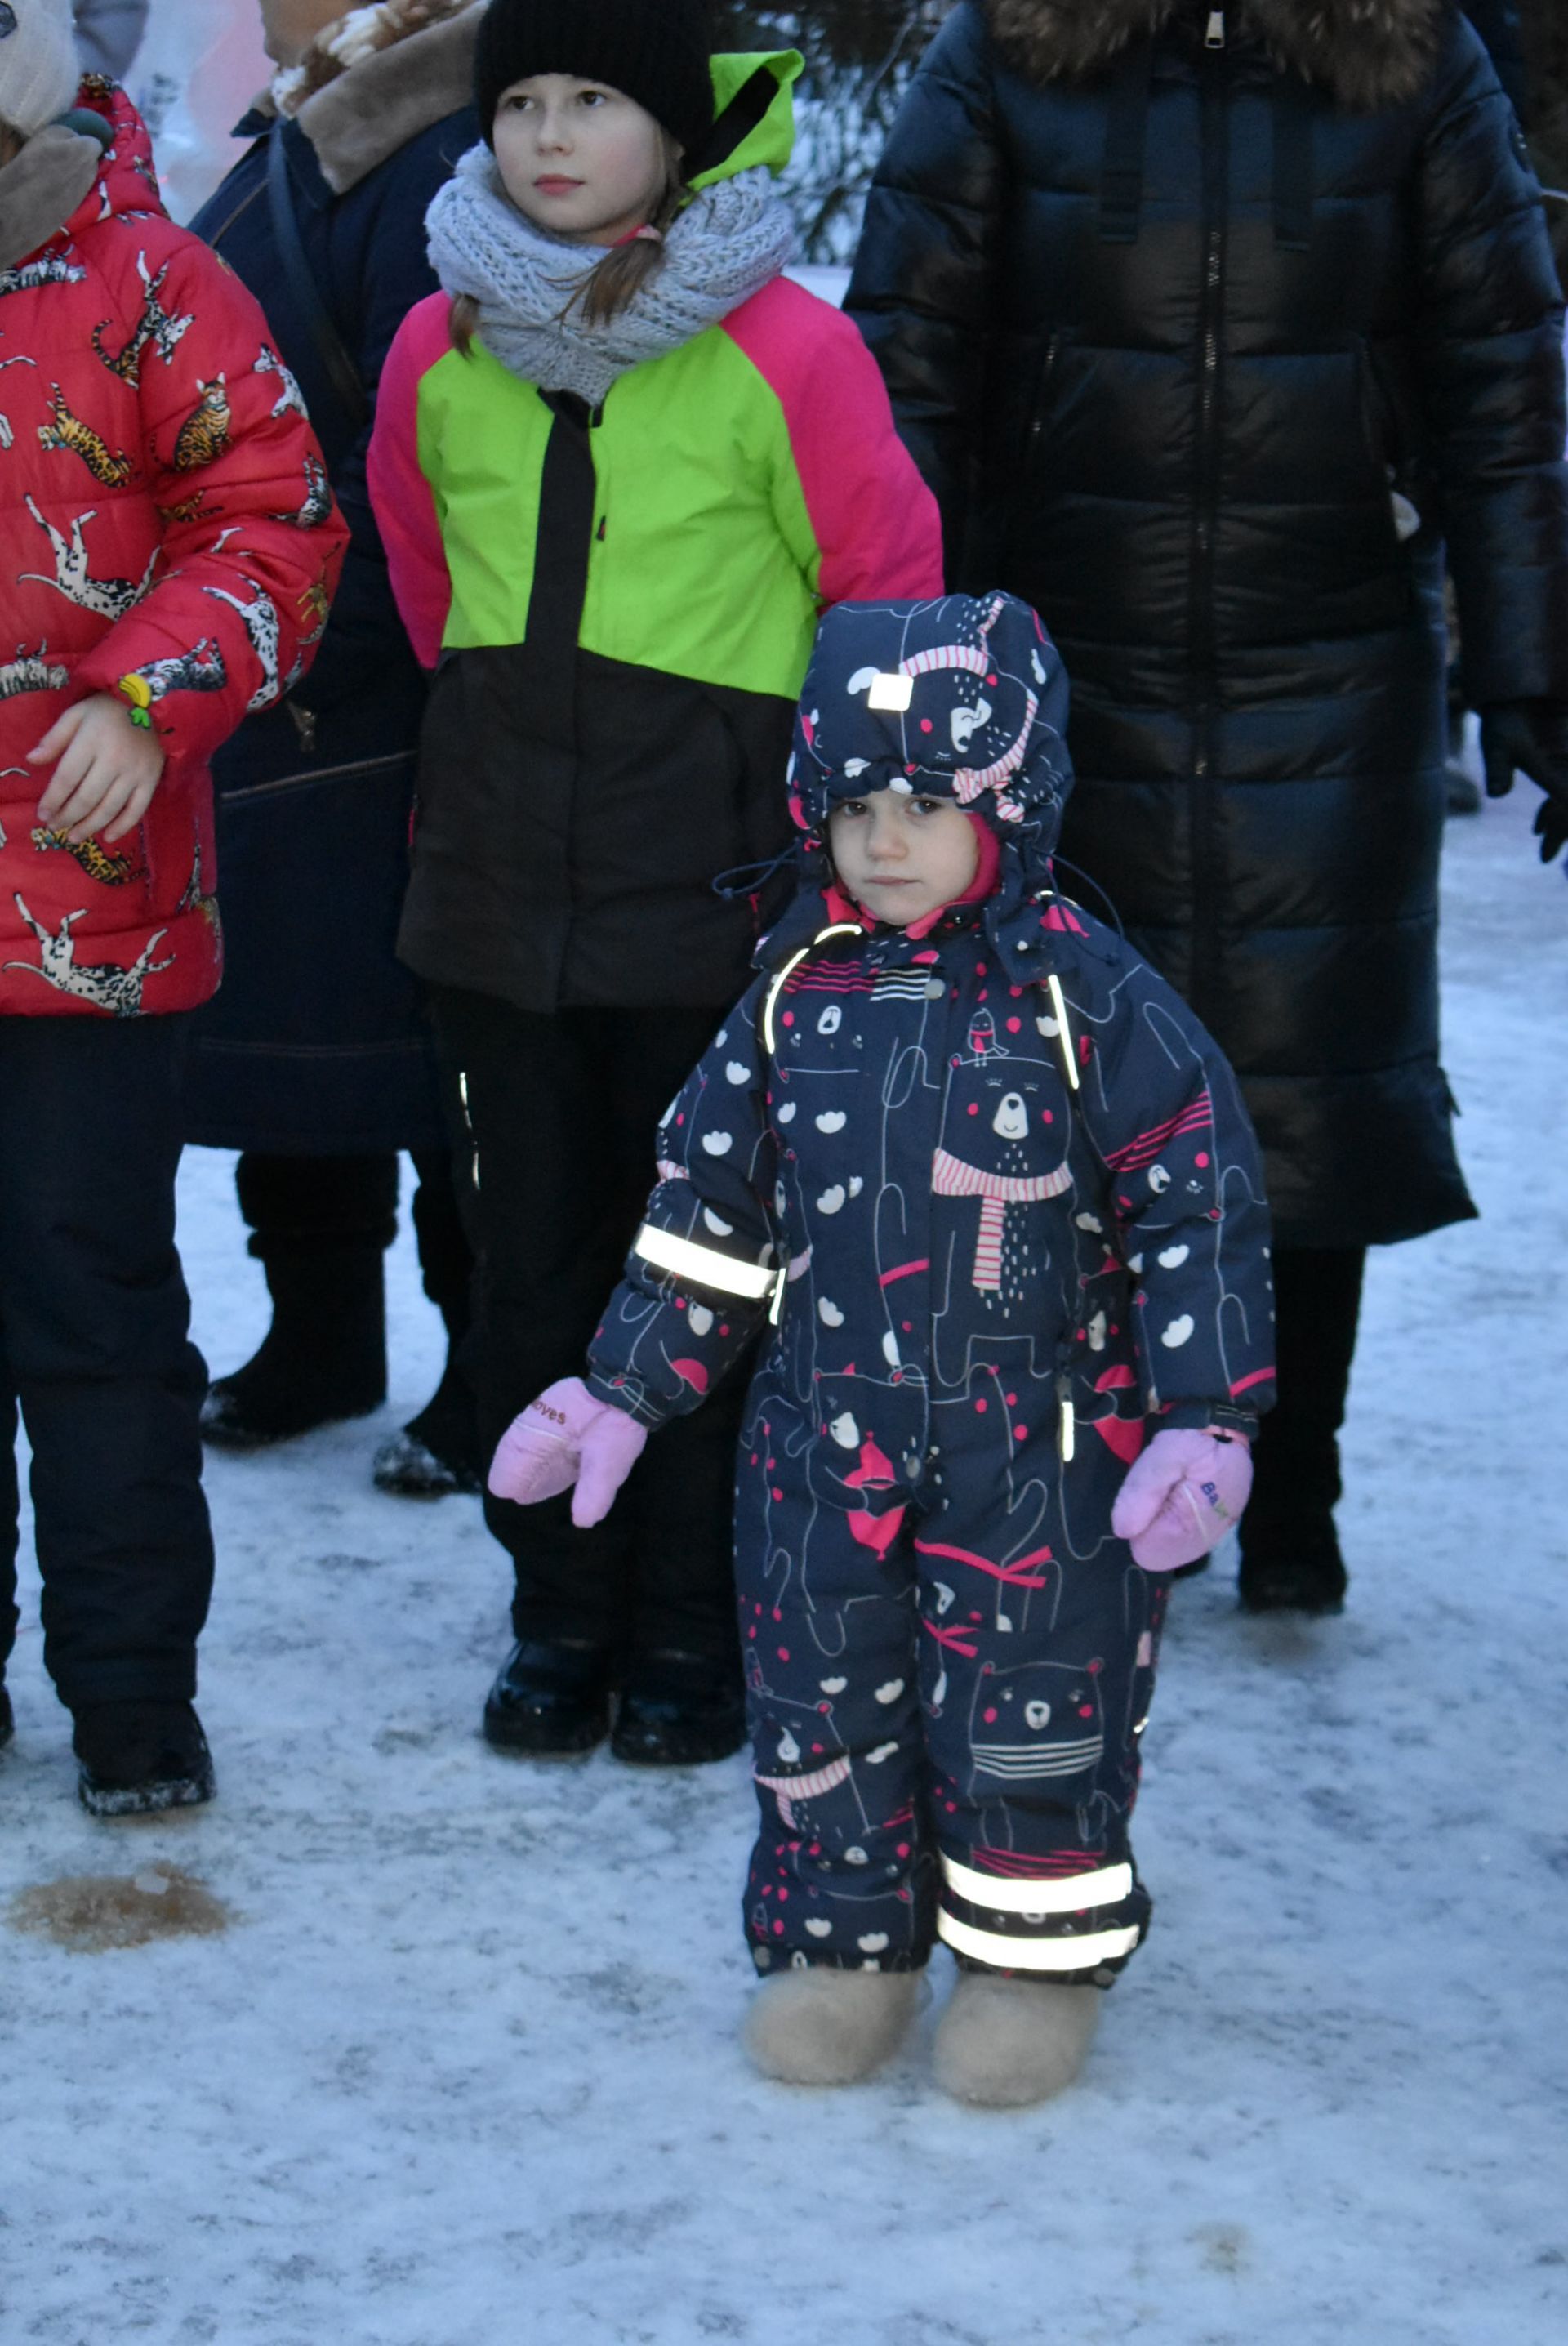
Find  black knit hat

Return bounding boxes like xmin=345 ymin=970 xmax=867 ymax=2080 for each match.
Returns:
xmin=474 ymin=0 xmax=715 ymax=160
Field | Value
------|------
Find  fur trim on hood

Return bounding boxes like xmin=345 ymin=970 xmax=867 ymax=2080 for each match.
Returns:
xmin=986 ymin=0 xmax=1450 ymax=112
xmin=272 ymin=0 xmax=483 ymax=195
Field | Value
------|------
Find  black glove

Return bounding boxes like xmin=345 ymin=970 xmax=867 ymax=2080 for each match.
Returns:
xmin=1479 ymin=700 xmax=1568 ymax=864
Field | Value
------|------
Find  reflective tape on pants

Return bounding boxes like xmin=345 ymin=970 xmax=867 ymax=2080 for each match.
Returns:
xmin=632 ymin=1223 xmax=776 ymax=1300
xmin=937 ymin=1910 xmax=1141 ymax=1972
xmin=939 ymin=1854 xmax=1134 ymax=1918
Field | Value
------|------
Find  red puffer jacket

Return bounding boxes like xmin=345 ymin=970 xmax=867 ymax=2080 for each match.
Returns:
xmin=0 ymin=82 xmax=348 ymax=1019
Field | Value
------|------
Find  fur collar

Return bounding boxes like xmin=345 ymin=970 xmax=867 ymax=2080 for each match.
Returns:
xmin=986 ymin=0 xmax=1450 ymax=111
xmin=0 ymin=123 xmax=103 ymax=271
xmin=283 ymin=2 xmax=483 ymax=196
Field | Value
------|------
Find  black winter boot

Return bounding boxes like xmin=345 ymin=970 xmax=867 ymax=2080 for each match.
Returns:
xmin=612 ymin=1648 xmax=746 ymax=1768
xmin=0 ymin=1684 xmax=12 ymax=1751
xmin=201 ymin=1249 xmax=387 ymax=1447
xmin=1237 ymin=1247 xmax=1362 ymax=1617
xmin=371 ymin=1369 xmax=483 ymax=1496
xmin=1237 ymin=1528 xmax=1348 ymax=1615
xmin=74 ymin=1700 xmax=215 ymax=1817
xmin=483 ymin=1638 xmax=612 ymax=1757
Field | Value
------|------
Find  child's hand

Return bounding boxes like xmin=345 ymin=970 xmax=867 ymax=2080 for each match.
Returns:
xmin=488 ymin=1376 xmax=648 ymax=1529
xmin=29 ymin=694 xmax=167 ymax=845
xmin=1111 ymin=1426 xmax=1253 ymax=1572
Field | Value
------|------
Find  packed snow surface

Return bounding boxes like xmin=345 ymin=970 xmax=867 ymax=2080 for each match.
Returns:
xmin=2 ymin=768 xmax=1565 ymax=2342
xmin=17 ymin=4 xmax=1563 ymax=2329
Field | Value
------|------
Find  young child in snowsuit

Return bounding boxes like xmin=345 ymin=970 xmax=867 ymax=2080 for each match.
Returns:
xmin=490 ymin=592 xmax=1276 ymax=2105
xmin=0 ymin=5 xmax=347 ymax=1811
xmin=368 ymin=0 xmax=942 ymax=1767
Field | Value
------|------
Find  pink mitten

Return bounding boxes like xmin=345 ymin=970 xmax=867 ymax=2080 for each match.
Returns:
xmin=488 ymin=1376 xmax=648 ymax=1529
xmin=1111 ymin=1427 xmax=1253 ymax=1572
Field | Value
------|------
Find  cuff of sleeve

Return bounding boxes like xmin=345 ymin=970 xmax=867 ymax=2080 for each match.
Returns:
xmin=585 ymin=1371 xmax=670 ymax=1432
xmin=1159 ymin=1400 xmax=1261 ymax=1438
xmin=72 ymin=652 xmax=189 ymax=752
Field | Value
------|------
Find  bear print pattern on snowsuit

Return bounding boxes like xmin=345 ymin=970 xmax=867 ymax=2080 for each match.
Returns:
xmin=586 ymin=596 xmax=1276 ymax=1983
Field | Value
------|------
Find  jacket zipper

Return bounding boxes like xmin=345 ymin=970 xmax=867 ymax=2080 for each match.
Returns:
xmin=1188 ymin=8 xmax=1229 ymax=1024
xmin=1027 ymin=332 xmax=1062 ymax=473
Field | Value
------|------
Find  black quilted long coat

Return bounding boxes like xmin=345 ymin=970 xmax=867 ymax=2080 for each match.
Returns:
xmin=847 ymin=0 xmax=1568 ymax=1247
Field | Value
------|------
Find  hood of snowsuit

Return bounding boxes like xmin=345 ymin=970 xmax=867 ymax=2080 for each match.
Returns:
xmin=782 ymin=593 xmax=1075 ymax=943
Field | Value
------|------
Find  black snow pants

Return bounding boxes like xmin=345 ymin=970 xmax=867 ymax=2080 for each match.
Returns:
xmin=431 ymin=988 xmax=747 ymax=1673
xmin=738 ymin=1390 xmax=1163 ymax=1985
xmin=1243 ymin=1245 xmax=1365 ymax=1550
xmin=0 ymin=1015 xmax=213 ymax=1710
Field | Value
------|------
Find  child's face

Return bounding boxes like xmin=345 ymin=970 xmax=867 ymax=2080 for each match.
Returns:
xmin=493 ymin=74 xmax=669 ymax=246
xmin=827 ymin=789 xmax=981 ymax=925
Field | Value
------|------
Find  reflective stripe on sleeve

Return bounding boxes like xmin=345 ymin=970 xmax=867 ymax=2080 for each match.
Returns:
xmin=632 ymin=1223 xmax=776 ymax=1300
xmin=937 ymin=1911 xmax=1141 ymax=1971
xmin=939 ymin=1854 xmax=1133 ymax=1918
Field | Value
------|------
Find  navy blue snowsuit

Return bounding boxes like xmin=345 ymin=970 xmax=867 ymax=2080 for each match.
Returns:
xmin=586 ymin=595 xmax=1276 ymax=1984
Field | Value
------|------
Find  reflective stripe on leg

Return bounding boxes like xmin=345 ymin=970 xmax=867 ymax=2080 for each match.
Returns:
xmin=938 ymin=1911 xmax=1142 ymax=1970
xmin=939 ymin=1853 xmax=1133 ymax=1916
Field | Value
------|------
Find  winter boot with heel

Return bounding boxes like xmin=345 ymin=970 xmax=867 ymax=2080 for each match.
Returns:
xmin=201 ymin=1249 xmax=386 ymax=1448
xmin=743 ymin=1965 xmax=921 ymax=2086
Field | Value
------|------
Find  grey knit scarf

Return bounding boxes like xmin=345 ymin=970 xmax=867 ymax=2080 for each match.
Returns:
xmin=425 ymin=141 xmax=797 ymax=404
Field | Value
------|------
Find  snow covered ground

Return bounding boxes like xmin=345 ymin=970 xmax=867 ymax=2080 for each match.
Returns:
xmin=2 ymin=768 xmax=1566 ymax=2344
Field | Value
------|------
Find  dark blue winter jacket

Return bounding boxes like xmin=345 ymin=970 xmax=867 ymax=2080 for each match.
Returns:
xmin=586 ymin=595 xmax=1276 ymax=1551
xmin=181 ymin=13 xmax=480 ymax=1153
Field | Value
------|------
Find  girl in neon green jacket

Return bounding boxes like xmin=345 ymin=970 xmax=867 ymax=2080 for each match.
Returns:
xmin=368 ymin=0 xmax=942 ymax=1764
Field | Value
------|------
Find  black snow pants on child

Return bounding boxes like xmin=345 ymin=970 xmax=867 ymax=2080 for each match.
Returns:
xmin=431 ymin=987 xmax=748 ymax=1675
xmin=0 ymin=1015 xmax=213 ymax=1710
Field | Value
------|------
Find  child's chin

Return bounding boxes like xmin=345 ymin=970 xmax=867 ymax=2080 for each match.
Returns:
xmin=853 ymin=887 xmax=929 ymax=925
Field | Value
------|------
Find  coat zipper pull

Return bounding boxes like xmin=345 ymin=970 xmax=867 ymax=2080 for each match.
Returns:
xmin=1205 ymin=9 xmax=1227 ymax=47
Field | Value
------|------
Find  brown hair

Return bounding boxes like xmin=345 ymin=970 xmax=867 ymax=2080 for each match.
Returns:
xmin=450 ymin=129 xmax=688 ymax=357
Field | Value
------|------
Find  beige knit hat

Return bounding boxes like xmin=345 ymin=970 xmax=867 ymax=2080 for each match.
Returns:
xmin=0 ymin=0 xmax=81 ymax=141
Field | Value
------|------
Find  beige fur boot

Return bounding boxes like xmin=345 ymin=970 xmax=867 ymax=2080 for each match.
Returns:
xmin=933 ymin=1973 xmax=1100 ymax=2107
xmin=743 ymin=1965 xmax=921 ymax=2087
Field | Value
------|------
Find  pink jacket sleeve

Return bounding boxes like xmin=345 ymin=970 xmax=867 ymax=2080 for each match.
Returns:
xmin=724 ymin=280 xmax=945 ymax=608
xmin=366 ymin=292 xmax=453 ymax=671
